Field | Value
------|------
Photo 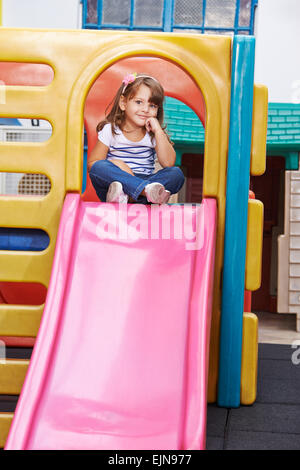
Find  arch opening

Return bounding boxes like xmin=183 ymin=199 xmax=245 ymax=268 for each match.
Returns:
xmin=81 ymin=55 xmax=207 ymax=204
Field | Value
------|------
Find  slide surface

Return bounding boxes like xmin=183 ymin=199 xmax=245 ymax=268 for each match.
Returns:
xmin=5 ymin=194 xmax=216 ymax=450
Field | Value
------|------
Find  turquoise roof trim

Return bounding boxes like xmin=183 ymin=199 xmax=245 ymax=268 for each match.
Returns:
xmin=164 ymin=97 xmax=204 ymax=144
xmin=267 ymin=103 xmax=300 ymax=148
xmin=164 ymin=97 xmax=300 ymax=151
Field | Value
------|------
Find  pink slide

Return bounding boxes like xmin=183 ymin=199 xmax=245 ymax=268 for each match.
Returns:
xmin=5 ymin=194 xmax=216 ymax=450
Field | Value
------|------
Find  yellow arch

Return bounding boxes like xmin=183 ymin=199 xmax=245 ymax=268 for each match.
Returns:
xmin=66 ymin=36 xmax=226 ymax=197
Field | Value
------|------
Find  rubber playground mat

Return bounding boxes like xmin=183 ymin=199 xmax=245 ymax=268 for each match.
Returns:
xmin=207 ymin=343 xmax=300 ymax=450
xmin=1 ymin=343 xmax=300 ymax=450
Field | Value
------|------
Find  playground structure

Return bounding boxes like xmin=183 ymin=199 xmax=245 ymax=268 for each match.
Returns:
xmin=0 ymin=28 xmax=266 ymax=449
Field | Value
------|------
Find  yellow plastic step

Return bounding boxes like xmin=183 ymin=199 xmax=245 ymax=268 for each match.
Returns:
xmin=0 ymin=413 xmax=14 ymax=448
xmin=0 ymin=359 xmax=29 ymax=395
xmin=245 ymin=199 xmax=264 ymax=291
xmin=0 ymin=304 xmax=43 ymax=337
xmin=241 ymin=312 xmax=258 ymax=405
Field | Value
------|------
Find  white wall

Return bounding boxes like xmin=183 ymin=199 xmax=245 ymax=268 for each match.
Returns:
xmin=2 ymin=0 xmax=81 ymax=29
xmin=254 ymin=0 xmax=300 ymax=103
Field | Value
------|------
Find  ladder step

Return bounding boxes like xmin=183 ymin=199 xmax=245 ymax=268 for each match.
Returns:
xmin=0 ymin=412 xmax=14 ymax=448
xmin=0 ymin=304 xmax=43 ymax=337
xmin=0 ymin=250 xmax=51 ymax=286
xmin=0 ymin=359 xmax=29 ymax=394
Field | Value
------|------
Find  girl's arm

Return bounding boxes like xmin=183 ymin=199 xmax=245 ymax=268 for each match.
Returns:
xmin=146 ymin=118 xmax=176 ymax=168
xmin=87 ymin=140 xmax=109 ymax=172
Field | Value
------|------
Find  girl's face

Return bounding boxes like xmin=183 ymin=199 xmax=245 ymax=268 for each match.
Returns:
xmin=119 ymin=84 xmax=159 ymax=129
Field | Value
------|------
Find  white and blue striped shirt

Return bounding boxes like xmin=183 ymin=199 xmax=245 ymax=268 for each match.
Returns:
xmin=98 ymin=124 xmax=156 ymax=175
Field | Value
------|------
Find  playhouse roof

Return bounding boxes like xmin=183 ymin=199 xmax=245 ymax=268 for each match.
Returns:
xmin=165 ymin=97 xmax=300 ymax=151
xmin=267 ymin=103 xmax=300 ymax=149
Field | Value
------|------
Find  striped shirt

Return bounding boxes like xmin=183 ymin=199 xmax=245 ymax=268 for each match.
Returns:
xmin=98 ymin=123 xmax=156 ymax=175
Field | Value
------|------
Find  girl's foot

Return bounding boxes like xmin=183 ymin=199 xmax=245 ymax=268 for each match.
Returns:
xmin=144 ymin=182 xmax=171 ymax=204
xmin=106 ymin=181 xmax=128 ymax=203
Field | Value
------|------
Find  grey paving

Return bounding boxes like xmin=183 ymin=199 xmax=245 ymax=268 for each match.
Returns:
xmin=206 ymin=343 xmax=300 ymax=450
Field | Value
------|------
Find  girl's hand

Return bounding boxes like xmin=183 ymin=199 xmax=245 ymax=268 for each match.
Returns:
xmin=145 ymin=117 xmax=162 ymax=135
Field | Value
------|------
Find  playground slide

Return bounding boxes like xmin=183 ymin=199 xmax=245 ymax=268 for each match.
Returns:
xmin=5 ymin=194 xmax=216 ymax=450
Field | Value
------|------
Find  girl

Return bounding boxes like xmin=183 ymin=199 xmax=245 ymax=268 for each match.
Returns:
xmin=87 ymin=73 xmax=185 ymax=204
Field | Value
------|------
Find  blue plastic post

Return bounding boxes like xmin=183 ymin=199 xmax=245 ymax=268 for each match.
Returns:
xmin=163 ymin=0 xmax=174 ymax=32
xmin=217 ymin=36 xmax=255 ymax=408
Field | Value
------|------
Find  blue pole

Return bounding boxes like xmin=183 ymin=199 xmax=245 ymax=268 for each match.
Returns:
xmin=202 ymin=0 xmax=206 ymax=34
xmin=81 ymin=0 xmax=87 ymax=28
xmin=97 ymin=0 xmax=103 ymax=28
xmin=129 ymin=0 xmax=135 ymax=30
xmin=234 ymin=0 xmax=241 ymax=33
xmin=217 ymin=36 xmax=255 ymax=408
xmin=163 ymin=0 xmax=174 ymax=32
xmin=250 ymin=0 xmax=259 ymax=35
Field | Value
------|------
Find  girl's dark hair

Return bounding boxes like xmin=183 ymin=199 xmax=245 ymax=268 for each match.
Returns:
xmin=96 ymin=74 xmax=172 ymax=143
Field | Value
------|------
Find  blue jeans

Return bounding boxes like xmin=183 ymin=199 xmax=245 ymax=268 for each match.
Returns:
xmin=89 ymin=159 xmax=185 ymax=203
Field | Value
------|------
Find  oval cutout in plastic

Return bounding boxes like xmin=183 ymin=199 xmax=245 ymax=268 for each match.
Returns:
xmin=0 ymin=118 xmax=52 ymax=142
xmin=0 ymin=281 xmax=47 ymax=305
xmin=0 ymin=62 xmax=54 ymax=86
xmin=0 ymin=173 xmax=51 ymax=196
xmin=0 ymin=227 xmax=49 ymax=252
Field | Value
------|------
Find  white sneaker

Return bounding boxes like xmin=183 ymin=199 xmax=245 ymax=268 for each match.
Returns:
xmin=144 ymin=182 xmax=171 ymax=204
xmin=106 ymin=181 xmax=128 ymax=203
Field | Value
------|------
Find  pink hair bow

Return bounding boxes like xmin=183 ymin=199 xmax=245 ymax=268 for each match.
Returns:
xmin=122 ymin=72 xmax=137 ymax=92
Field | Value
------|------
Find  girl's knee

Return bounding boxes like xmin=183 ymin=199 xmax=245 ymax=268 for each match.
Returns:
xmin=170 ymin=166 xmax=185 ymax=183
xmin=90 ymin=159 xmax=109 ymax=169
xmin=168 ymin=167 xmax=185 ymax=193
xmin=89 ymin=159 xmax=110 ymax=176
